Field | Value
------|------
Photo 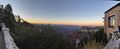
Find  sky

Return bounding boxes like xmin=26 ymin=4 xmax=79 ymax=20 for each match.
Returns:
xmin=0 ymin=0 xmax=119 ymax=26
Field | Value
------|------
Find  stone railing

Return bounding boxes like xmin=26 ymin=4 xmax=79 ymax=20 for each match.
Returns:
xmin=104 ymin=32 xmax=120 ymax=49
xmin=1 ymin=23 xmax=19 ymax=49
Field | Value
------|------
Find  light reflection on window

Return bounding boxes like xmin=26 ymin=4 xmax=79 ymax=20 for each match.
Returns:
xmin=108 ymin=15 xmax=115 ymax=27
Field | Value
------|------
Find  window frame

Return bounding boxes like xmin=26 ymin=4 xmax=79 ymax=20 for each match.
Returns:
xmin=108 ymin=15 xmax=115 ymax=28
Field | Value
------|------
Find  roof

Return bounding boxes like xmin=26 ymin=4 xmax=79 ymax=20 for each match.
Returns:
xmin=105 ymin=3 xmax=120 ymax=13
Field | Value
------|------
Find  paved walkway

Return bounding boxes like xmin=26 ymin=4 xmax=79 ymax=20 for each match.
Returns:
xmin=0 ymin=31 xmax=6 ymax=49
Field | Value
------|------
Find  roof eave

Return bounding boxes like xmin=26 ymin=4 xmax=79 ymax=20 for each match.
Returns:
xmin=104 ymin=3 xmax=120 ymax=13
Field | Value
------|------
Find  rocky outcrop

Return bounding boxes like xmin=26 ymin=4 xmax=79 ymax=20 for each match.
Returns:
xmin=2 ymin=23 xmax=19 ymax=49
xmin=0 ymin=30 xmax=7 ymax=49
xmin=104 ymin=32 xmax=120 ymax=49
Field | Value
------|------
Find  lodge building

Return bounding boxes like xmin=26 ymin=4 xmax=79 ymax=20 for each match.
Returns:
xmin=104 ymin=3 xmax=120 ymax=39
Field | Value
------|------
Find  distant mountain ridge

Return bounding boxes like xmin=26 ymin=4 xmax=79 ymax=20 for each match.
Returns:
xmin=34 ymin=24 xmax=103 ymax=37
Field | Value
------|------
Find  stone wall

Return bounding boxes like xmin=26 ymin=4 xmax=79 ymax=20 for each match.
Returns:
xmin=104 ymin=4 xmax=120 ymax=39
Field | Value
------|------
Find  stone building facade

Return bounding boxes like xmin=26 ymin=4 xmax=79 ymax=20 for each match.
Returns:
xmin=104 ymin=3 xmax=120 ymax=39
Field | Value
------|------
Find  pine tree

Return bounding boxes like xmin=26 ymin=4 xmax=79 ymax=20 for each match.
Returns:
xmin=5 ymin=4 xmax=12 ymax=13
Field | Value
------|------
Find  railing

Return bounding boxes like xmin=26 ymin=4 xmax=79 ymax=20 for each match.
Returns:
xmin=104 ymin=32 xmax=120 ymax=49
xmin=1 ymin=23 xmax=19 ymax=49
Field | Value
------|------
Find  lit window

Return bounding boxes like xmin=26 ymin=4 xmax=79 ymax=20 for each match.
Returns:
xmin=108 ymin=15 xmax=115 ymax=27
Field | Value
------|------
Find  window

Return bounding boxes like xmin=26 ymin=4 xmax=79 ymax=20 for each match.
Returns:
xmin=108 ymin=15 xmax=115 ymax=27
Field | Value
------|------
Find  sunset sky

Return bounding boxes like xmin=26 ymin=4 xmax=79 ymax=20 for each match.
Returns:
xmin=0 ymin=0 xmax=119 ymax=26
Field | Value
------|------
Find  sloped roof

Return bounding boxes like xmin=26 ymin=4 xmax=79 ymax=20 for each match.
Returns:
xmin=105 ymin=3 xmax=120 ymax=13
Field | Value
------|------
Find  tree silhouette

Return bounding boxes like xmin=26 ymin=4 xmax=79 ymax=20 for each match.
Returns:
xmin=5 ymin=4 xmax=12 ymax=13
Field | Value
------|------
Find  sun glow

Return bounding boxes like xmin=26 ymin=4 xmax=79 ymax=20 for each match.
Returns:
xmin=24 ymin=18 xmax=103 ymax=26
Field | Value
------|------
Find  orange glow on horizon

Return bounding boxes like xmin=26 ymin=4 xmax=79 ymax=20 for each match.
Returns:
xmin=24 ymin=18 xmax=103 ymax=26
xmin=32 ymin=21 xmax=103 ymax=26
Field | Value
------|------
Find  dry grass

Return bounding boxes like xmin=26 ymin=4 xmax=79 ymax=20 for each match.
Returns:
xmin=80 ymin=40 xmax=104 ymax=49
